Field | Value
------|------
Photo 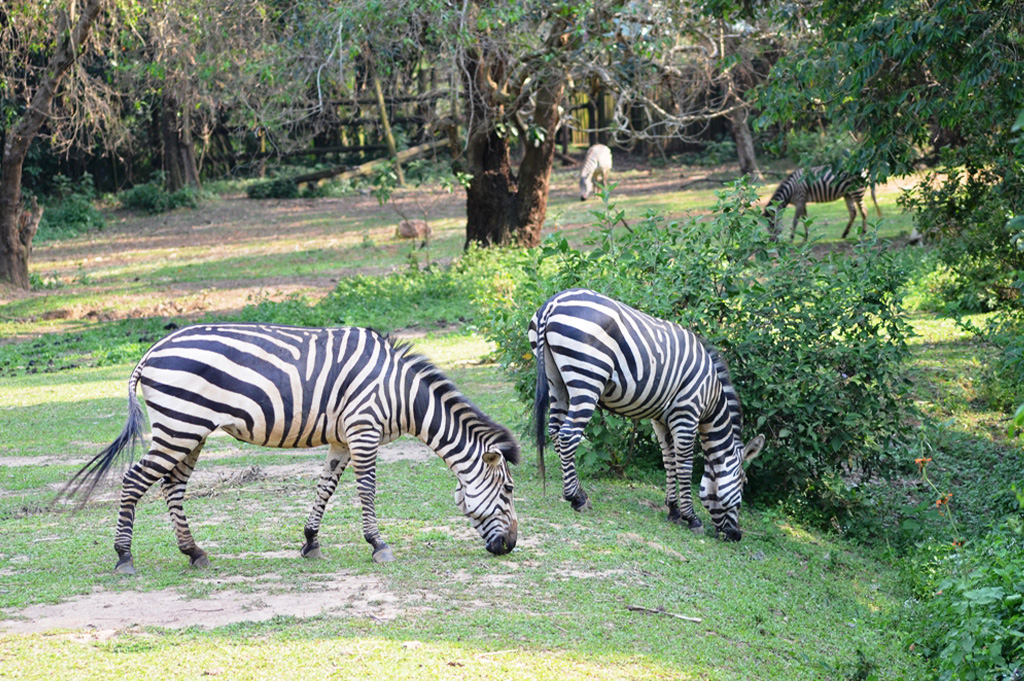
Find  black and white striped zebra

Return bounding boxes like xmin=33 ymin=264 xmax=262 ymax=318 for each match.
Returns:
xmin=763 ymin=166 xmax=881 ymax=240
xmin=529 ymin=289 xmax=763 ymax=541
xmin=59 ymin=323 xmax=520 ymax=573
xmin=579 ymin=144 xmax=612 ymax=200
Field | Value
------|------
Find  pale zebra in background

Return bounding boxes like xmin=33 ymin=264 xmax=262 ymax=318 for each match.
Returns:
xmin=59 ymin=323 xmax=520 ymax=573
xmin=763 ymin=166 xmax=882 ymax=240
xmin=529 ymin=289 xmax=764 ymax=541
xmin=579 ymin=144 xmax=612 ymax=200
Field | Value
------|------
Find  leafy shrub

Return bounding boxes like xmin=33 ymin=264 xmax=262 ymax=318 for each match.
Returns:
xmin=234 ymin=246 xmax=536 ymax=334
xmin=35 ymin=173 xmax=105 ymax=242
xmin=246 ymin=178 xmax=300 ymax=199
xmin=484 ymin=180 xmax=919 ymax=516
xmin=120 ymin=180 xmax=200 ymax=214
xmin=673 ymin=137 xmax=738 ymax=167
xmin=908 ymin=511 xmax=1024 ymax=681
xmin=901 ymin=164 xmax=1024 ymax=316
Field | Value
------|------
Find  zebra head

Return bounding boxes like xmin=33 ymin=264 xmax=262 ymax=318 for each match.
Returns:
xmin=580 ymin=175 xmax=593 ymax=201
xmin=452 ymin=426 xmax=520 ymax=556
xmin=699 ymin=433 xmax=764 ymax=541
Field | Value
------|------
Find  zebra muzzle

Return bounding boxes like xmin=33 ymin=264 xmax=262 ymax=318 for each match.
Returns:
xmin=486 ymin=522 xmax=518 ymax=555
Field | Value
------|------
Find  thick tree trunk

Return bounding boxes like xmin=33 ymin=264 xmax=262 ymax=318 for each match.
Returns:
xmin=461 ymin=27 xmax=567 ymax=249
xmin=0 ymin=0 xmax=104 ymax=289
xmin=514 ymin=76 xmax=565 ymax=248
xmin=464 ymin=131 xmax=519 ymax=248
xmin=160 ymin=92 xmax=201 ymax=193
xmin=727 ymin=105 xmax=762 ymax=181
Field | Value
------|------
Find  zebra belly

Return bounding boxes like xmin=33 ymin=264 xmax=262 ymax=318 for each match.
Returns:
xmin=598 ymin=377 xmax=672 ymax=421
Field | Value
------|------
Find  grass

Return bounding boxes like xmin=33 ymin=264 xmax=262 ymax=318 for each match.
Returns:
xmin=0 ymin=161 xmax=1013 ymax=680
xmin=1 ymin=331 xmax=925 ymax=679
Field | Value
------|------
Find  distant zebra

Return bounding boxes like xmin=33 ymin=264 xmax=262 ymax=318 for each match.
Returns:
xmin=579 ymin=144 xmax=613 ymax=200
xmin=763 ymin=166 xmax=881 ymax=240
xmin=59 ymin=323 xmax=520 ymax=573
xmin=529 ymin=289 xmax=763 ymax=541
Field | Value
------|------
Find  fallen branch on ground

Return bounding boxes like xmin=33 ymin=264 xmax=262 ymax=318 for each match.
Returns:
xmin=626 ymin=605 xmax=702 ymax=623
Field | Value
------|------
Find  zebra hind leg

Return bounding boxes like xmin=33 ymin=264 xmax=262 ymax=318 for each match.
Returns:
xmin=556 ymin=414 xmax=594 ymax=512
xmin=161 ymin=443 xmax=209 ymax=568
xmin=301 ymin=444 xmax=351 ymax=559
xmin=113 ymin=449 xmax=187 ymax=574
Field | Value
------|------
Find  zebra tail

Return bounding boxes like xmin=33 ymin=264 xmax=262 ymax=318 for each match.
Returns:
xmin=53 ymin=369 xmax=146 ymax=511
xmin=534 ymin=333 xmax=549 ymax=495
xmin=871 ymin=183 xmax=882 ymax=217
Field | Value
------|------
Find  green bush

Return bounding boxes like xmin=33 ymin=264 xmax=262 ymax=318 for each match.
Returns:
xmin=120 ymin=181 xmax=200 ymax=214
xmin=233 ymin=246 xmax=536 ymax=334
xmin=907 ymin=510 xmax=1024 ymax=681
xmin=35 ymin=173 xmax=105 ymax=242
xmin=483 ymin=180 xmax=919 ymax=517
xmin=245 ymin=178 xmax=300 ymax=199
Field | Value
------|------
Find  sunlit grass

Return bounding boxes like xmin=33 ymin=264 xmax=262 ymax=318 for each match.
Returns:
xmin=0 ymin=330 xmax=925 ymax=679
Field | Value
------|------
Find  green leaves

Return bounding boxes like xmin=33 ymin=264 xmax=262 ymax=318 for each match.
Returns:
xmin=485 ymin=181 xmax=918 ymax=512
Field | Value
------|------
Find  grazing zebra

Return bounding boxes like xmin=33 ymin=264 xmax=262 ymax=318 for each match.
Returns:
xmin=59 ymin=323 xmax=520 ymax=573
xmin=529 ymin=289 xmax=763 ymax=541
xmin=579 ymin=144 xmax=613 ymax=200
xmin=763 ymin=166 xmax=881 ymax=240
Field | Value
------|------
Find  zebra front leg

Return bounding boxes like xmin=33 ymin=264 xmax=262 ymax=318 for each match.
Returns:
xmin=790 ymin=201 xmax=807 ymax=241
xmin=113 ymin=455 xmax=175 ymax=574
xmin=301 ymin=443 xmax=351 ymax=559
xmin=161 ymin=443 xmax=209 ymax=569
xmin=669 ymin=416 xmax=702 ymax=533
xmin=349 ymin=437 xmax=393 ymax=563
xmin=652 ymin=422 xmax=682 ymax=524
xmin=841 ymin=195 xmax=860 ymax=239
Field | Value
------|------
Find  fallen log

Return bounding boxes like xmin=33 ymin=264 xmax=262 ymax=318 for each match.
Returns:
xmin=279 ymin=139 xmax=447 ymax=186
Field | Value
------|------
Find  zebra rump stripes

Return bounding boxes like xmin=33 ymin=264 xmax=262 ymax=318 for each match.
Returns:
xmin=763 ymin=166 xmax=881 ymax=240
xmin=530 ymin=289 xmax=763 ymax=541
xmin=579 ymin=144 xmax=612 ymax=200
xmin=60 ymin=323 xmax=519 ymax=573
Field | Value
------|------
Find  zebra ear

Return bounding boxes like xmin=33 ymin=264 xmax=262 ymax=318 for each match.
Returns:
xmin=743 ymin=434 xmax=765 ymax=464
xmin=483 ymin=450 xmax=503 ymax=467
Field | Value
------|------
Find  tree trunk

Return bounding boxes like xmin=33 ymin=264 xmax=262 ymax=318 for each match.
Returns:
xmin=514 ymin=75 xmax=565 ymax=248
xmin=464 ymin=130 xmax=519 ymax=248
xmin=0 ymin=0 xmax=105 ymax=289
xmin=727 ymin=105 xmax=762 ymax=181
xmin=461 ymin=28 xmax=567 ymax=249
xmin=160 ymin=92 xmax=201 ymax=192
xmin=370 ymin=62 xmax=405 ymax=187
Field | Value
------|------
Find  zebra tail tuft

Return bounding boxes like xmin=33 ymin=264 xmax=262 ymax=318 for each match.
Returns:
xmin=534 ymin=334 xmax=549 ymax=495
xmin=52 ymin=373 xmax=146 ymax=512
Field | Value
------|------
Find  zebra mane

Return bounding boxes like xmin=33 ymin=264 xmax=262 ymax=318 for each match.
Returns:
xmin=705 ymin=346 xmax=744 ymax=437
xmin=389 ymin=338 xmax=521 ymax=466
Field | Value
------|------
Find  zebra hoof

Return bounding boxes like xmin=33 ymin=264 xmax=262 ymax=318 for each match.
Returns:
xmin=114 ymin=555 xmax=136 ymax=575
xmin=569 ymin=493 xmax=592 ymax=513
xmin=189 ymin=552 xmax=211 ymax=569
xmin=688 ymin=518 xmax=704 ymax=535
xmin=301 ymin=544 xmax=324 ymax=560
xmin=372 ymin=546 xmax=395 ymax=564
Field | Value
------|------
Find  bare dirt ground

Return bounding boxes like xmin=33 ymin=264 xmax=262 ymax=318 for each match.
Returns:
xmin=0 ymin=572 xmax=412 ymax=634
xmin=0 ymin=437 xmax=438 ymax=633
